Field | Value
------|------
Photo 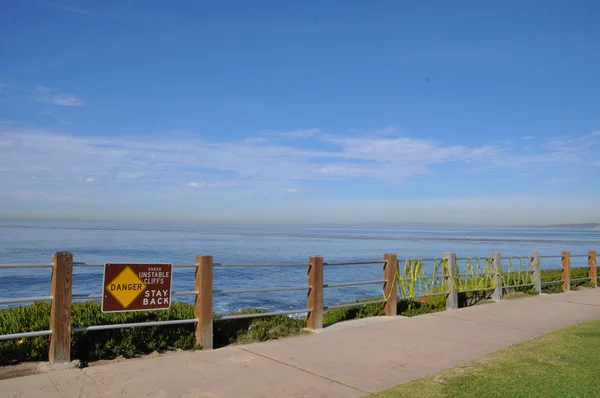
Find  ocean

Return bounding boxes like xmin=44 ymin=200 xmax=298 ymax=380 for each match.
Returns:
xmin=1 ymin=221 xmax=599 ymax=314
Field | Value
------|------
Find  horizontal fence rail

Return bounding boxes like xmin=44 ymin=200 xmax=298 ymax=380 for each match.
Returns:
xmin=172 ymin=291 xmax=199 ymax=297
xmin=215 ymin=263 xmax=306 ymax=268
xmin=323 ymin=260 xmax=385 ymax=266
xmin=72 ymin=319 xmax=198 ymax=333
xmin=0 ymin=249 xmax=597 ymax=364
xmin=214 ymin=308 xmax=311 ymax=321
xmin=0 ymin=296 xmax=54 ymax=305
xmin=0 ymin=330 xmax=53 ymax=341
xmin=213 ymin=286 xmax=309 ymax=295
xmin=503 ymin=283 xmax=534 ymax=289
xmin=323 ymin=280 xmax=386 ymax=288
xmin=324 ymin=299 xmax=387 ymax=311
xmin=72 ymin=294 xmax=102 ymax=300
xmin=0 ymin=264 xmax=54 ymax=268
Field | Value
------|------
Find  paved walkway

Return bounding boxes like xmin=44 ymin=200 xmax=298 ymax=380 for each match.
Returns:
xmin=4 ymin=289 xmax=600 ymax=397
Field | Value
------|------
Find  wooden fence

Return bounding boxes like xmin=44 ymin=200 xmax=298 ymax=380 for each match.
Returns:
xmin=0 ymin=250 xmax=597 ymax=363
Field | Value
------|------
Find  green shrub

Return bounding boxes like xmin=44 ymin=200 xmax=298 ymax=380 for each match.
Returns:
xmin=322 ymin=295 xmax=447 ymax=324
xmin=540 ymin=268 xmax=593 ymax=293
xmin=399 ymin=295 xmax=446 ymax=316
xmin=227 ymin=314 xmax=307 ymax=345
xmin=213 ymin=309 xmax=306 ymax=347
xmin=323 ymin=298 xmax=385 ymax=325
xmin=0 ymin=302 xmax=52 ymax=363
xmin=71 ymin=301 xmax=196 ymax=361
xmin=0 ymin=302 xmax=305 ymax=364
xmin=498 ymin=268 xmax=593 ymax=294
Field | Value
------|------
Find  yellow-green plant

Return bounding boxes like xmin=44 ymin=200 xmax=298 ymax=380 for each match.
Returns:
xmin=392 ymin=258 xmax=449 ymax=300
xmin=422 ymin=258 xmax=446 ymax=296
xmin=503 ymin=256 xmax=535 ymax=287
xmin=455 ymin=257 xmax=496 ymax=292
xmin=394 ymin=258 xmax=449 ymax=300
xmin=396 ymin=259 xmax=421 ymax=299
xmin=381 ymin=255 xmax=542 ymax=302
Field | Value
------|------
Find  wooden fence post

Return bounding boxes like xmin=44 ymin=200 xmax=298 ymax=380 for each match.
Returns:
xmin=491 ymin=252 xmax=503 ymax=301
xmin=307 ymin=256 xmax=324 ymax=330
xmin=195 ymin=255 xmax=213 ymax=350
xmin=444 ymin=252 xmax=458 ymax=310
xmin=531 ymin=252 xmax=542 ymax=294
xmin=49 ymin=251 xmax=73 ymax=363
xmin=561 ymin=251 xmax=570 ymax=292
xmin=383 ymin=253 xmax=398 ymax=316
xmin=589 ymin=251 xmax=597 ymax=288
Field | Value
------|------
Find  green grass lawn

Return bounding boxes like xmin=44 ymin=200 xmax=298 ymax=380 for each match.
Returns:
xmin=374 ymin=319 xmax=600 ymax=398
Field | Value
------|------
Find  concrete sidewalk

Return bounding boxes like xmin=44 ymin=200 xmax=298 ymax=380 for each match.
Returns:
xmin=4 ymin=289 xmax=600 ymax=397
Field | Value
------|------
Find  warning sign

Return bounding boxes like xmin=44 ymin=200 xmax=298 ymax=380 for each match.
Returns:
xmin=102 ymin=263 xmax=172 ymax=313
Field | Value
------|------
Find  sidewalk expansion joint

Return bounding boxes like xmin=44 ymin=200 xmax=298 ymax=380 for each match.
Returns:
xmin=237 ymin=347 xmax=372 ymax=395
xmin=45 ymin=374 xmax=67 ymax=398
xmin=431 ymin=312 xmax=542 ymax=334
xmin=541 ymin=299 xmax=600 ymax=308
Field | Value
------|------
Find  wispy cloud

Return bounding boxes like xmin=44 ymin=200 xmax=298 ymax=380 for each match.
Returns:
xmin=118 ymin=172 xmax=144 ymax=180
xmin=543 ymin=131 xmax=600 ymax=153
xmin=539 ymin=176 xmax=580 ymax=185
xmin=188 ymin=182 xmax=216 ymax=188
xmin=278 ymin=129 xmax=320 ymax=139
xmin=0 ymin=123 xmax=598 ymax=205
xmin=33 ymin=85 xmax=84 ymax=107
xmin=42 ymin=1 xmax=103 ymax=18
xmin=0 ymin=84 xmax=9 ymax=102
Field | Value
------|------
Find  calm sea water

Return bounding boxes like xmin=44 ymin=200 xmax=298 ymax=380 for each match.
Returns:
xmin=1 ymin=221 xmax=599 ymax=314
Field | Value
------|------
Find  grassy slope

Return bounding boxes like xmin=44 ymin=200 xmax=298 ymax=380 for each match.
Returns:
xmin=374 ymin=319 xmax=600 ymax=398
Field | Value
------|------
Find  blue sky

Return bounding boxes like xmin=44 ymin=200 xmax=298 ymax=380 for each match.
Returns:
xmin=1 ymin=0 xmax=599 ymax=225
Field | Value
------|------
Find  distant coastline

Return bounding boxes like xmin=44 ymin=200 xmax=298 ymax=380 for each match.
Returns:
xmin=526 ymin=223 xmax=600 ymax=230
xmin=0 ymin=219 xmax=599 ymax=230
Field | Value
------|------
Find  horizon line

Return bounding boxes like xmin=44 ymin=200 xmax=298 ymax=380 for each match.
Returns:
xmin=0 ymin=217 xmax=598 ymax=230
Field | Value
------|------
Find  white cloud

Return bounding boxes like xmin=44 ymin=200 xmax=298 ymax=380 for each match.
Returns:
xmin=118 ymin=172 xmax=144 ymax=179
xmin=543 ymin=132 xmax=600 ymax=154
xmin=277 ymin=129 xmax=319 ymax=139
xmin=188 ymin=182 xmax=215 ymax=188
xmin=0 ymin=123 xmax=599 ymax=223
xmin=42 ymin=1 xmax=103 ymax=18
xmin=0 ymin=138 xmax=15 ymax=147
xmin=0 ymin=125 xmax=593 ymax=188
xmin=33 ymin=85 xmax=84 ymax=107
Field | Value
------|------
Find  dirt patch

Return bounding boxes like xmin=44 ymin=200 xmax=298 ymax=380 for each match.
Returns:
xmin=0 ymin=360 xmax=80 ymax=380
xmin=0 ymin=362 xmax=43 ymax=380
xmin=573 ymin=285 xmax=594 ymax=291
xmin=504 ymin=291 xmax=533 ymax=300
xmin=0 ymin=350 xmax=183 ymax=380
xmin=85 ymin=348 xmax=184 ymax=368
